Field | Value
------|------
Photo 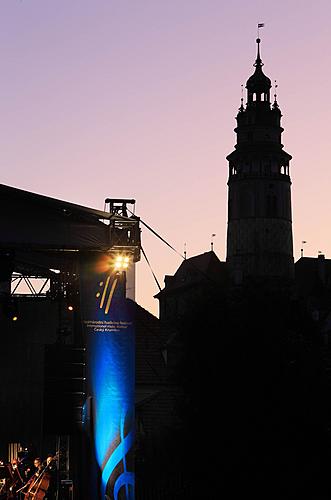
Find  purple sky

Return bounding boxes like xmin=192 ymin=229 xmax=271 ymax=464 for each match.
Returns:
xmin=1 ymin=1 xmax=330 ymax=315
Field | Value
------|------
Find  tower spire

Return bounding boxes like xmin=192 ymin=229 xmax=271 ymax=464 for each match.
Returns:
xmin=273 ymin=80 xmax=279 ymax=108
xmin=254 ymin=37 xmax=263 ymax=68
xmin=246 ymin=32 xmax=271 ymax=105
xmin=239 ymin=84 xmax=244 ymax=111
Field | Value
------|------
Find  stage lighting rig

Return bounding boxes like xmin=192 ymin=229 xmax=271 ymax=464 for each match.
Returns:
xmin=104 ymin=198 xmax=141 ymax=263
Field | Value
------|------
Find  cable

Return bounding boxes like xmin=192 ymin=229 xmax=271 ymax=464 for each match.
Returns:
xmin=141 ymin=246 xmax=162 ymax=292
xmin=128 ymin=208 xmax=224 ymax=292
xmin=126 ymin=208 xmax=185 ymax=260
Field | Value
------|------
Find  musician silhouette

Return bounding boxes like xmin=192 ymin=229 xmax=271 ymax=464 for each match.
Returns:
xmin=33 ymin=459 xmax=43 ymax=476
xmin=7 ymin=457 xmax=25 ymax=499
xmin=43 ymin=456 xmax=57 ymax=500
xmin=18 ymin=457 xmax=51 ymax=499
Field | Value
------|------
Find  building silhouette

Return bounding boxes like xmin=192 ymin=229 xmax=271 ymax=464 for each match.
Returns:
xmin=226 ymin=37 xmax=294 ymax=285
xmin=153 ymin=36 xmax=331 ymax=498
xmin=0 ymin=35 xmax=330 ymax=500
xmin=155 ymin=250 xmax=227 ymax=323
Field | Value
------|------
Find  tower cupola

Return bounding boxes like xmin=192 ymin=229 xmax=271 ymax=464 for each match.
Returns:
xmin=246 ymin=38 xmax=271 ymax=104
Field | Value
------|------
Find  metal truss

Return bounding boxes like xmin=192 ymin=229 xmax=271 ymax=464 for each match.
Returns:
xmin=11 ymin=272 xmax=50 ymax=296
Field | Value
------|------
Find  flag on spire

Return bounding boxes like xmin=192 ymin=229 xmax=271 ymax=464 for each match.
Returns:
xmin=258 ymin=23 xmax=265 ymax=28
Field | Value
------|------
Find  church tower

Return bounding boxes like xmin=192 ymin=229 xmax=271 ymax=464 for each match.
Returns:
xmin=226 ymin=37 xmax=294 ymax=285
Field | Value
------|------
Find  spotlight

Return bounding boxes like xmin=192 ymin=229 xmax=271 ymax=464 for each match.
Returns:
xmin=68 ymin=305 xmax=74 ymax=312
xmin=112 ymin=254 xmax=132 ymax=271
xmin=5 ymin=297 xmax=19 ymax=321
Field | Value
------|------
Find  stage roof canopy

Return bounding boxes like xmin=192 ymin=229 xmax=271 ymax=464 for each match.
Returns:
xmin=0 ymin=184 xmax=140 ymax=274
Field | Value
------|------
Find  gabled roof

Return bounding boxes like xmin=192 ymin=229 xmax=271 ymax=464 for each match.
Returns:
xmin=154 ymin=251 xmax=227 ymax=298
xmin=175 ymin=250 xmax=219 ymax=276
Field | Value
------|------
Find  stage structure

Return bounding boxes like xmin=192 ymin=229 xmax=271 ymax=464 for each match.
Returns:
xmin=0 ymin=185 xmax=140 ymax=500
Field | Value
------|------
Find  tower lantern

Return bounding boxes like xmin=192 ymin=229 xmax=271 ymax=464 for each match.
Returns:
xmin=246 ymin=38 xmax=271 ymax=105
xmin=226 ymin=37 xmax=294 ymax=285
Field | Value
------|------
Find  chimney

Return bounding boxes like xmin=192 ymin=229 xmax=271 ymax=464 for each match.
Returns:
xmin=317 ymin=254 xmax=326 ymax=285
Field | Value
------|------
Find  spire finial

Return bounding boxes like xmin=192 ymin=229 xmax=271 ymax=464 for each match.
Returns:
xmin=239 ymin=84 xmax=244 ymax=111
xmin=255 ymin=23 xmax=265 ymax=67
xmin=273 ymin=79 xmax=279 ymax=108
xmin=301 ymin=240 xmax=307 ymax=258
xmin=254 ymin=37 xmax=263 ymax=67
xmin=211 ymin=234 xmax=216 ymax=252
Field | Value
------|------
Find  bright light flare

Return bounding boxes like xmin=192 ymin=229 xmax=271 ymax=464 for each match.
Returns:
xmin=95 ymin=253 xmax=132 ymax=273
xmin=113 ymin=254 xmax=131 ymax=271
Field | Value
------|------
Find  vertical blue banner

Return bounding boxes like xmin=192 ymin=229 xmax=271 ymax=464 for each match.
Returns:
xmin=80 ymin=253 xmax=135 ymax=500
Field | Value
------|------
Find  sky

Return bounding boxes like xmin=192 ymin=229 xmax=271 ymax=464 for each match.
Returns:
xmin=1 ymin=0 xmax=330 ymax=316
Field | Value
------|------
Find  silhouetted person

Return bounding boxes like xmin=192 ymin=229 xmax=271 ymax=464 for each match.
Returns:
xmin=44 ymin=455 xmax=58 ymax=500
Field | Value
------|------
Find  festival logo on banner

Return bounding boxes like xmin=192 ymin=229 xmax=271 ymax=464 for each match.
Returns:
xmin=80 ymin=253 xmax=135 ymax=500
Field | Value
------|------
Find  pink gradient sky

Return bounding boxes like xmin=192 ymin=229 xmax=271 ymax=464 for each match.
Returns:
xmin=1 ymin=1 xmax=330 ymax=315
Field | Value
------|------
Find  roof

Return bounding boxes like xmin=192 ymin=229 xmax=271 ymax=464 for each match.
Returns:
xmin=246 ymin=38 xmax=271 ymax=91
xmin=295 ymin=256 xmax=331 ymax=297
xmin=154 ymin=251 xmax=227 ymax=298
xmin=0 ymin=184 xmax=139 ymax=254
xmin=246 ymin=66 xmax=271 ymax=91
xmin=0 ymin=183 xmax=141 ymax=276
xmin=0 ymin=183 xmax=111 ymax=221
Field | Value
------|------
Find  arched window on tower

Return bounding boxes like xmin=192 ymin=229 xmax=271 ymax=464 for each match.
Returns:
xmin=283 ymin=187 xmax=291 ymax=219
xmin=266 ymin=194 xmax=278 ymax=217
xmin=264 ymin=162 xmax=271 ymax=175
xmin=229 ymin=164 xmax=237 ymax=176
xmin=240 ymin=190 xmax=254 ymax=217
xmin=228 ymin=198 xmax=233 ymax=218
